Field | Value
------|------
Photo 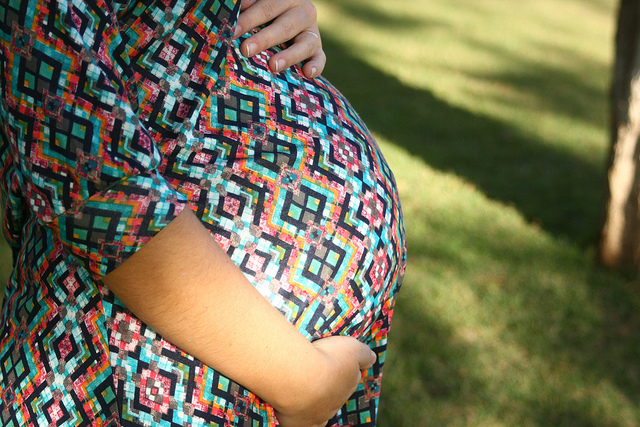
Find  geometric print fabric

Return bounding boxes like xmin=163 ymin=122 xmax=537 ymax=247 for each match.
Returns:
xmin=0 ymin=0 xmax=406 ymax=426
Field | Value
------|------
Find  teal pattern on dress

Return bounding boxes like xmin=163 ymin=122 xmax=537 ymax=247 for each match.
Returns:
xmin=0 ymin=0 xmax=406 ymax=425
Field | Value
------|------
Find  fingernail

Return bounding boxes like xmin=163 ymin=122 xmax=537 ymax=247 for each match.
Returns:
xmin=310 ymin=66 xmax=317 ymax=78
xmin=275 ymin=59 xmax=285 ymax=73
xmin=233 ymin=25 xmax=242 ymax=40
xmin=244 ymin=42 xmax=256 ymax=57
xmin=370 ymin=350 xmax=377 ymax=363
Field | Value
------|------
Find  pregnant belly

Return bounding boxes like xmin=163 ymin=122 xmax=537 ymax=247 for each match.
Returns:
xmin=158 ymin=39 xmax=406 ymax=340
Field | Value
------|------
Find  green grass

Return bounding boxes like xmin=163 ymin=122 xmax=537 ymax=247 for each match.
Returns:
xmin=315 ymin=0 xmax=640 ymax=425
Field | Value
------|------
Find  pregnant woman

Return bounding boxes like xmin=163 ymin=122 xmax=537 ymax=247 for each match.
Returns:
xmin=0 ymin=0 xmax=406 ymax=425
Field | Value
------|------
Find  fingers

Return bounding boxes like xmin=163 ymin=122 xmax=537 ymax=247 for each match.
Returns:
xmin=299 ymin=42 xmax=326 ymax=78
xmin=269 ymin=29 xmax=324 ymax=76
xmin=234 ymin=0 xmax=301 ymax=41
xmin=236 ymin=2 xmax=317 ymax=56
xmin=235 ymin=0 xmax=324 ymax=77
xmin=239 ymin=0 xmax=257 ymax=12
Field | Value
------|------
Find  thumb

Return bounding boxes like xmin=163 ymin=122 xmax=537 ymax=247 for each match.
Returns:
xmin=313 ymin=336 xmax=376 ymax=370
xmin=356 ymin=342 xmax=377 ymax=370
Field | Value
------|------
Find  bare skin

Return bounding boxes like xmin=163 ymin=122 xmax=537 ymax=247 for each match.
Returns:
xmin=234 ymin=0 xmax=326 ymax=78
xmin=103 ymin=208 xmax=375 ymax=426
xmin=105 ymin=4 xmax=357 ymax=424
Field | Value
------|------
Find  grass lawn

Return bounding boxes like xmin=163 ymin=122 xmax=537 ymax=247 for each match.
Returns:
xmin=314 ymin=0 xmax=640 ymax=425
xmin=2 ymin=0 xmax=639 ymax=425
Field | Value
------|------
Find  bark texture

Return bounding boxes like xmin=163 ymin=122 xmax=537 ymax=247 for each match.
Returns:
xmin=600 ymin=0 xmax=640 ymax=269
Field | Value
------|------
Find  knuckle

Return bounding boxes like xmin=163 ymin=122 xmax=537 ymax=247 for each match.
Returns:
xmin=261 ymin=2 xmax=274 ymax=20
xmin=282 ymin=21 xmax=295 ymax=40
xmin=306 ymin=2 xmax=317 ymax=20
xmin=306 ymin=41 xmax=316 ymax=57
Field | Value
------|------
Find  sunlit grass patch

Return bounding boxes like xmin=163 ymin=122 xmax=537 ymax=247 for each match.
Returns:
xmin=316 ymin=0 xmax=640 ymax=424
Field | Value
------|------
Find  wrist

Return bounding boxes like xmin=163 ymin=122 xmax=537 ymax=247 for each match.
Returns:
xmin=268 ymin=344 xmax=328 ymax=413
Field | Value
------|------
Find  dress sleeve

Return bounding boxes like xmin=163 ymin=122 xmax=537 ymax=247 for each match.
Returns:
xmin=0 ymin=0 xmax=191 ymax=279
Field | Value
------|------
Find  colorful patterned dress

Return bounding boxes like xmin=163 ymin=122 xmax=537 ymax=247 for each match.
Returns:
xmin=0 ymin=0 xmax=406 ymax=425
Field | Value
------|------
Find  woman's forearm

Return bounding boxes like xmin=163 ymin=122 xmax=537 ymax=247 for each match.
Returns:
xmin=102 ymin=208 xmax=323 ymax=410
xmin=103 ymin=208 xmax=375 ymax=426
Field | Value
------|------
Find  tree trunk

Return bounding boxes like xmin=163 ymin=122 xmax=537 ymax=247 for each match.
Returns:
xmin=599 ymin=0 xmax=640 ymax=270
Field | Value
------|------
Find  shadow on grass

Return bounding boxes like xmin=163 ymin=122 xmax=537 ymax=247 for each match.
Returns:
xmin=321 ymin=34 xmax=607 ymax=247
xmin=459 ymin=36 xmax=610 ymax=129
xmin=318 ymin=18 xmax=640 ymax=426
xmin=382 ymin=281 xmax=638 ymax=426
xmin=379 ymin=209 xmax=640 ymax=425
xmin=318 ymin=0 xmax=431 ymax=30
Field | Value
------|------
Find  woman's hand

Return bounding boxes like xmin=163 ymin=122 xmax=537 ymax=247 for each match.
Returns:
xmin=104 ymin=210 xmax=372 ymax=427
xmin=274 ymin=336 xmax=376 ymax=427
xmin=234 ymin=0 xmax=326 ymax=78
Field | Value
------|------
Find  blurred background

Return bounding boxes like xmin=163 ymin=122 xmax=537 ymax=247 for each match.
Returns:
xmin=2 ymin=0 xmax=639 ymax=425
xmin=313 ymin=0 xmax=640 ymax=425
